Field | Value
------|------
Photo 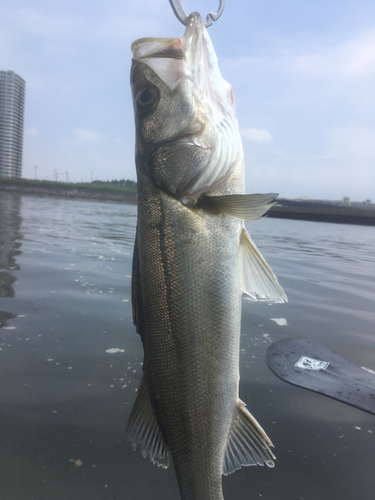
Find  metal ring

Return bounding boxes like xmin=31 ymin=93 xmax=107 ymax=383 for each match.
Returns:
xmin=168 ymin=0 xmax=226 ymax=27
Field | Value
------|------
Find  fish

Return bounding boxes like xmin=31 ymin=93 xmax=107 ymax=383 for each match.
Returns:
xmin=126 ymin=12 xmax=287 ymax=500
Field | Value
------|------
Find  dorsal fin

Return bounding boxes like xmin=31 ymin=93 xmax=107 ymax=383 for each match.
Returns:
xmin=126 ymin=374 xmax=170 ymax=469
xmin=223 ymin=401 xmax=275 ymax=475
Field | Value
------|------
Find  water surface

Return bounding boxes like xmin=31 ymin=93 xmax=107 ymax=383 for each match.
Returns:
xmin=0 ymin=192 xmax=374 ymax=500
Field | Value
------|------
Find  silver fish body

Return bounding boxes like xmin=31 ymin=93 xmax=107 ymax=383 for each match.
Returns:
xmin=127 ymin=13 xmax=286 ymax=500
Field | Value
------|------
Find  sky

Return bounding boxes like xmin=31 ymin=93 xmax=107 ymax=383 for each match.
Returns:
xmin=1 ymin=0 xmax=374 ymax=201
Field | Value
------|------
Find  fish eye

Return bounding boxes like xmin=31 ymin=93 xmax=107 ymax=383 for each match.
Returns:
xmin=135 ymin=87 xmax=159 ymax=110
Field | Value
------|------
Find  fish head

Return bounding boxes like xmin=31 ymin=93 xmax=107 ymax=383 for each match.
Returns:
xmin=131 ymin=13 xmax=243 ymax=199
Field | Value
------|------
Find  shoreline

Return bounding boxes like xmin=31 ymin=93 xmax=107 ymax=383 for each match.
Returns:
xmin=1 ymin=181 xmax=374 ymax=225
xmin=0 ymin=181 xmax=137 ymax=205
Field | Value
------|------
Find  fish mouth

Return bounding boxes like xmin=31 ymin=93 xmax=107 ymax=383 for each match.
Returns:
xmin=131 ymin=36 xmax=184 ymax=61
xmin=131 ymin=13 xmax=206 ymax=88
xmin=160 ymin=132 xmax=210 ymax=149
xmin=131 ymin=35 xmax=185 ymax=89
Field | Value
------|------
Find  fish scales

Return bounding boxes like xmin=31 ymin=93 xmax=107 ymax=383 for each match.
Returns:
xmin=138 ymin=175 xmax=241 ymax=499
xmin=127 ymin=12 xmax=286 ymax=500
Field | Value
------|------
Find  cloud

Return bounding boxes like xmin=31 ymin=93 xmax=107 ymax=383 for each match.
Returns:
xmin=25 ymin=127 xmax=39 ymax=137
xmin=223 ymin=29 xmax=375 ymax=112
xmin=241 ymin=128 xmax=272 ymax=144
xmin=74 ymin=128 xmax=103 ymax=143
xmin=0 ymin=3 xmax=170 ymax=54
xmin=229 ymin=29 xmax=375 ymax=81
xmin=290 ymin=30 xmax=375 ymax=80
xmin=224 ymin=28 xmax=375 ymax=200
xmin=0 ymin=6 xmax=83 ymax=39
xmin=326 ymin=124 xmax=375 ymax=157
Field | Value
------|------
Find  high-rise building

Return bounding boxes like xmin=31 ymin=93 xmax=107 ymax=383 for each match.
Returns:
xmin=0 ymin=71 xmax=26 ymax=178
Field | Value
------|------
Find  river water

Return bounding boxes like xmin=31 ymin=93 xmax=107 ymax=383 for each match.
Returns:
xmin=0 ymin=191 xmax=374 ymax=500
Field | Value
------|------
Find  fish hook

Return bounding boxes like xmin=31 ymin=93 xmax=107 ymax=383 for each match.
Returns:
xmin=168 ymin=0 xmax=226 ymax=28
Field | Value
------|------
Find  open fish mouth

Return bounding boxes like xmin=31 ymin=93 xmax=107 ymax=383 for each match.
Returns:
xmin=131 ymin=12 xmax=209 ymax=89
xmin=131 ymin=13 xmax=229 ymax=97
xmin=131 ymin=36 xmax=185 ymax=88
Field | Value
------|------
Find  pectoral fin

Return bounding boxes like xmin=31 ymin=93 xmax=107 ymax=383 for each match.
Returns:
xmin=199 ymin=193 xmax=277 ymax=221
xmin=126 ymin=374 xmax=170 ymax=469
xmin=223 ymin=401 xmax=275 ymax=475
xmin=239 ymin=228 xmax=287 ymax=303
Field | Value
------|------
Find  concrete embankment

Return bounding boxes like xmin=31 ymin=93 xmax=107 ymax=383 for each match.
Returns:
xmin=268 ymin=202 xmax=375 ymax=226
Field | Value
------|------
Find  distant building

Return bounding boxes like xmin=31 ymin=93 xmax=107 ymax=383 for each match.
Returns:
xmin=0 ymin=71 xmax=26 ymax=178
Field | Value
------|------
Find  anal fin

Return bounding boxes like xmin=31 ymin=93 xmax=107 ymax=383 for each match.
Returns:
xmin=223 ymin=401 xmax=275 ymax=475
xmin=126 ymin=374 xmax=170 ymax=469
